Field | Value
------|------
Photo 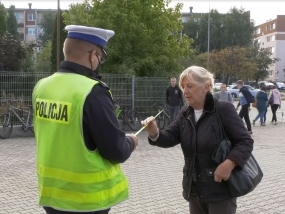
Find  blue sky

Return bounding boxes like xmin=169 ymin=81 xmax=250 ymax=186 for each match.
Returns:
xmin=1 ymin=0 xmax=285 ymax=25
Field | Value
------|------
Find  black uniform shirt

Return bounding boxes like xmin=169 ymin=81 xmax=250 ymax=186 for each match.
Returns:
xmin=59 ymin=61 xmax=135 ymax=163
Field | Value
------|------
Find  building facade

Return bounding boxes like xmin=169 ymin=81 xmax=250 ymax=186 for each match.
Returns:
xmin=11 ymin=3 xmax=56 ymax=45
xmin=255 ymin=15 xmax=285 ymax=82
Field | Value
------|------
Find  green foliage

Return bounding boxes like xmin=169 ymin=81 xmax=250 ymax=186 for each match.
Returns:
xmin=63 ymin=0 xmax=194 ymax=76
xmin=20 ymin=42 xmax=36 ymax=72
xmin=51 ymin=10 xmax=67 ymax=72
xmin=0 ymin=33 xmax=26 ymax=71
xmin=38 ymin=10 xmax=56 ymax=45
xmin=35 ymin=40 xmax=52 ymax=73
xmin=6 ymin=5 xmax=18 ymax=38
xmin=247 ymin=42 xmax=279 ymax=82
xmin=183 ymin=7 xmax=255 ymax=53
xmin=0 ymin=2 xmax=7 ymax=36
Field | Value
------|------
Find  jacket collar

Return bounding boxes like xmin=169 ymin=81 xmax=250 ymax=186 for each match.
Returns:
xmin=182 ymin=92 xmax=215 ymax=118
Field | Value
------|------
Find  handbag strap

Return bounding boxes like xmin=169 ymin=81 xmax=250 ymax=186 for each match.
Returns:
xmin=214 ymin=99 xmax=227 ymax=140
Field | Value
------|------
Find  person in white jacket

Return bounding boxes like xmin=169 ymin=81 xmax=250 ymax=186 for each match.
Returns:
xmin=268 ymin=85 xmax=282 ymax=125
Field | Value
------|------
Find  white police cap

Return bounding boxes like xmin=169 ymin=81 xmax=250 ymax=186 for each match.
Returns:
xmin=65 ymin=25 xmax=115 ymax=48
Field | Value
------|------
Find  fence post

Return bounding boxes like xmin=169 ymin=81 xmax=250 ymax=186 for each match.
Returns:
xmin=132 ymin=75 xmax=135 ymax=110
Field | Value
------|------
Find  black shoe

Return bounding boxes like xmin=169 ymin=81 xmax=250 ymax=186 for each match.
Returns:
xmin=248 ymin=130 xmax=253 ymax=134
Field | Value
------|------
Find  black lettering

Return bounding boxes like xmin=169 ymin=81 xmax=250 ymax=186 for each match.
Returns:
xmin=36 ymin=102 xmax=39 ymax=116
xmin=43 ymin=102 xmax=48 ymax=118
xmin=56 ymin=104 xmax=62 ymax=120
xmin=60 ymin=105 xmax=68 ymax=121
xmin=51 ymin=103 xmax=57 ymax=119
xmin=47 ymin=103 xmax=53 ymax=119
xmin=39 ymin=102 xmax=44 ymax=117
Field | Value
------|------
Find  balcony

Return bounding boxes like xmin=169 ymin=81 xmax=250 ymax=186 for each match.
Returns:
xmin=17 ymin=23 xmax=24 ymax=28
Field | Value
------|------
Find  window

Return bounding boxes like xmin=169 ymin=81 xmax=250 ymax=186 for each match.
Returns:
xmin=256 ymin=28 xmax=260 ymax=34
xmin=14 ymin=12 xmax=20 ymax=20
xmin=270 ymin=23 xmax=275 ymax=30
xmin=271 ymin=46 xmax=275 ymax=53
xmin=257 ymin=39 xmax=260 ymax=43
xmin=271 ymin=35 xmax=275 ymax=41
xmin=28 ymin=13 xmax=35 ymax=21
xmin=266 ymin=25 xmax=268 ymax=31
xmin=266 ymin=36 xmax=270 ymax=42
xmin=28 ymin=27 xmax=35 ymax=35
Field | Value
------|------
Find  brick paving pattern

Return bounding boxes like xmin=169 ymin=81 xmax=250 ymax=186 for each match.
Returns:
xmin=1 ymin=104 xmax=285 ymax=214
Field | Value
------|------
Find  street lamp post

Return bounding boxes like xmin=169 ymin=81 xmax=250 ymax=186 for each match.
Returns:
xmin=56 ymin=0 xmax=60 ymax=71
xmin=207 ymin=2 xmax=211 ymax=70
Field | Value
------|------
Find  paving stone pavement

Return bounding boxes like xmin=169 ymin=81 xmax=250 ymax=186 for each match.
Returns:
xmin=1 ymin=104 xmax=285 ymax=214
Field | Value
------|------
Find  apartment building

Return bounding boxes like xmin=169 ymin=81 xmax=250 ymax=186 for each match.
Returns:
xmin=12 ymin=3 xmax=56 ymax=44
xmin=255 ymin=15 xmax=285 ymax=82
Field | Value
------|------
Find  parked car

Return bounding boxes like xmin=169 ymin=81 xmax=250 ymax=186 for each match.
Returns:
xmin=214 ymin=82 xmax=223 ymax=90
xmin=258 ymin=81 xmax=274 ymax=90
xmin=227 ymin=85 xmax=260 ymax=98
xmin=276 ymin=82 xmax=285 ymax=90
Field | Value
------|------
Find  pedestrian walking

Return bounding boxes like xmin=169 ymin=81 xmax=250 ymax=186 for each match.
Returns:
xmin=236 ymin=80 xmax=254 ymax=134
xmin=214 ymin=83 xmax=234 ymax=104
xmin=252 ymin=86 xmax=268 ymax=126
xmin=268 ymin=85 xmax=282 ymax=125
xmin=32 ymin=25 xmax=138 ymax=214
xmin=166 ymin=77 xmax=183 ymax=123
xmin=142 ymin=66 xmax=253 ymax=214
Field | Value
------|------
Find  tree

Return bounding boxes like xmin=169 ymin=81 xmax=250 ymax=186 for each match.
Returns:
xmin=38 ymin=10 xmax=56 ymax=45
xmin=0 ymin=2 xmax=7 ymax=36
xmin=20 ymin=42 xmax=36 ymax=72
xmin=247 ymin=42 xmax=279 ymax=83
xmin=35 ymin=40 xmax=52 ymax=73
xmin=6 ymin=5 xmax=18 ymax=38
xmin=183 ymin=7 xmax=255 ymax=53
xmin=0 ymin=33 xmax=25 ymax=71
xmin=222 ymin=7 xmax=255 ymax=48
xmin=51 ymin=10 xmax=67 ymax=72
xmin=63 ymin=0 xmax=194 ymax=76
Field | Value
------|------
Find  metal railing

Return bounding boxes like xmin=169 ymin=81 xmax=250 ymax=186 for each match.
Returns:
xmin=0 ymin=72 xmax=173 ymax=120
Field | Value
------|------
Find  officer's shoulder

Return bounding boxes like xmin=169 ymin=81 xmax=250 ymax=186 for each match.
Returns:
xmin=91 ymin=78 xmax=109 ymax=90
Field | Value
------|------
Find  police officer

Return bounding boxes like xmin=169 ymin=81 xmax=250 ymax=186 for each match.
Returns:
xmin=32 ymin=25 xmax=138 ymax=214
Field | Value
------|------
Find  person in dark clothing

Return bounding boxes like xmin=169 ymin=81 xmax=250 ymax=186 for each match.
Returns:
xmin=236 ymin=80 xmax=253 ymax=134
xmin=142 ymin=66 xmax=254 ymax=214
xmin=33 ymin=25 xmax=138 ymax=214
xmin=166 ymin=77 xmax=183 ymax=123
xmin=252 ymin=86 xmax=268 ymax=126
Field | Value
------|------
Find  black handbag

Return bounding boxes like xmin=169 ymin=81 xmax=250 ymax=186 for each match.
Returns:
xmin=212 ymin=100 xmax=263 ymax=197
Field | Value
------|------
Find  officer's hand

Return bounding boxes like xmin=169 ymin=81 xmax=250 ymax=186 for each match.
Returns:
xmin=126 ymin=134 xmax=138 ymax=151
xmin=141 ymin=116 xmax=159 ymax=138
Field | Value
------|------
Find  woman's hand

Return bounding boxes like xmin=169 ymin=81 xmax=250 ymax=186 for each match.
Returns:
xmin=214 ymin=159 xmax=235 ymax=182
xmin=141 ymin=116 xmax=159 ymax=138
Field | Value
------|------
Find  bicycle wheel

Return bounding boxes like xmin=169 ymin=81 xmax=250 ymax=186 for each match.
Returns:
xmin=157 ymin=112 xmax=166 ymax=130
xmin=127 ymin=110 xmax=141 ymax=131
xmin=0 ymin=113 xmax=13 ymax=139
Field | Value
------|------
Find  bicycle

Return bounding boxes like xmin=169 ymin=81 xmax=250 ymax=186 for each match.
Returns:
xmin=114 ymin=99 xmax=141 ymax=131
xmin=153 ymin=103 xmax=170 ymax=130
xmin=0 ymin=100 xmax=34 ymax=139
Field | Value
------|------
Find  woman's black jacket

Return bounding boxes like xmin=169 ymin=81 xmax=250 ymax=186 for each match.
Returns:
xmin=149 ymin=93 xmax=254 ymax=203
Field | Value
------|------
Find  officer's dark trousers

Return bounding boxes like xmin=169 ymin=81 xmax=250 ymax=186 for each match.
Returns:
xmin=189 ymin=197 xmax=237 ymax=214
xmin=44 ymin=207 xmax=110 ymax=214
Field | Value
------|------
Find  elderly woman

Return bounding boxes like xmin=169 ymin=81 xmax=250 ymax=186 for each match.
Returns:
xmin=142 ymin=66 xmax=253 ymax=214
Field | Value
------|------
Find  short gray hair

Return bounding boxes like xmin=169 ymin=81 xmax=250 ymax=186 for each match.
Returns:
xmin=179 ymin=66 xmax=215 ymax=92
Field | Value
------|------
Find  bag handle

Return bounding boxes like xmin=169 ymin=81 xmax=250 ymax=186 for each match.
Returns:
xmin=215 ymin=99 xmax=228 ymax=140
